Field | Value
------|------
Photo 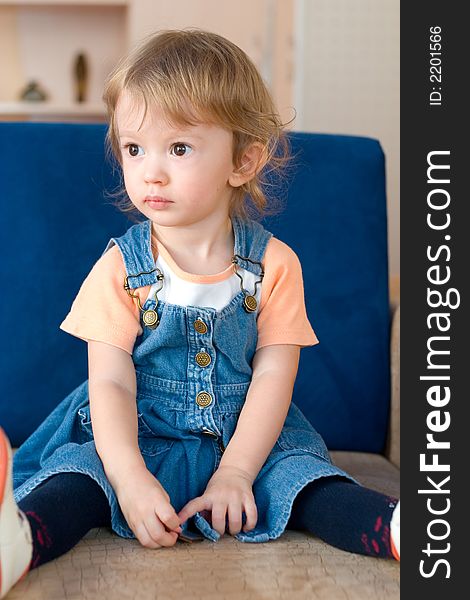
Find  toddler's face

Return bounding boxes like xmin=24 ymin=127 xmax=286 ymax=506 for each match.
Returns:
xmin=115 ymin=90 xmax=240 ymax=229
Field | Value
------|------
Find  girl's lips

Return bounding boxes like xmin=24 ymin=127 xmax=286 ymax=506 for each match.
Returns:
xmin=145 ymin=197 xmax=173 ymax=210
xmin=145 ymin=197 xmax=172 ymax=203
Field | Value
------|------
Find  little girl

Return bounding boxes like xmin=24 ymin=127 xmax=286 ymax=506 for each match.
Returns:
xmin=0 ymin=29 xmax=400 ymax=598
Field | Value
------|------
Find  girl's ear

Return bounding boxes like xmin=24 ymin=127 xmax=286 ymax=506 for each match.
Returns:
xmin=229 ymin=142 xmax=267 ymax=188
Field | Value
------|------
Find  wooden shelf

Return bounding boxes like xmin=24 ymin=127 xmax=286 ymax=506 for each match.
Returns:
xmin=0 ymin=102 xmax=107 ymax=122
xmin=0 ymin=1 xmax=127 ymax=116
xmin=0 ymin=1 xmax=127 ymax=6
xmin=0 ymin=101 xmax=105 ymax=115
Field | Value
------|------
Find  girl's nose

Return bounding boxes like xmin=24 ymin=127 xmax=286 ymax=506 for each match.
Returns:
xmin=144 ymin=158 xmax=169 ymax=185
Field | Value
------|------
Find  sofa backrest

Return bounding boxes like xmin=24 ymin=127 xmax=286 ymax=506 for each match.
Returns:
xmin=0 ymin=123 xmax=389 ymax=452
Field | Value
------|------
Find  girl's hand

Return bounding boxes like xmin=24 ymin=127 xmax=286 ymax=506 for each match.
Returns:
xmin=177 ymin=465 xmax=258 ymax=536
xmin=114 ymin=465 xmax=182 ymax=548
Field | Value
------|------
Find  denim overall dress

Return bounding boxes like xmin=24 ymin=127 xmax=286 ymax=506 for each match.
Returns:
xmin=13 ymin=216 xmax=357 ymax=543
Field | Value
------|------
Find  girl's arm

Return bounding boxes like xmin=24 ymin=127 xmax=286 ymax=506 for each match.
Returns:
xmin=88 ymin=340 xmax=182 ymax=547
xmin=218 ymin=344 xmax=300 ymax=482
xmin=87 ymin=340 xmax=147 ymax=492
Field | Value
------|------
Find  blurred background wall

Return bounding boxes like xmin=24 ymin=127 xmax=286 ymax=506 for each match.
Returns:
xmin=295 ymin=0 xmax=399 ymax=281
xmin=0 ymin=0 xmax=399 ymax=279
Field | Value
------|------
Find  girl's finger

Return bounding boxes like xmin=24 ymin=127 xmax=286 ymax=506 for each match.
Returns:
xmin=135 ymin=521 xmax=162 ymax=549
xmin=178 ymin=496 xmax=205 ymax=523
xmin=159 ymin=529 xmax=180 ymax=546
xmin=145 ymin=516 xmax=179 ymax=547
xmin=242 ymin=499 xmax=258 ymax=532
xmin=227 ymin=501 xmax=243 ymax=536
xmin=157 ymin=506 xmax=183 ymax=533
xmin=171 ymin=525 xmax=183 ymax=534
xmin=210 ymin=502 xmax=228 ymax=537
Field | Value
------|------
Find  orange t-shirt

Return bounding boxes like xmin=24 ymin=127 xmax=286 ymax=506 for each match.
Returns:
xmin=60 ymin=236 xmax=319 ymax=355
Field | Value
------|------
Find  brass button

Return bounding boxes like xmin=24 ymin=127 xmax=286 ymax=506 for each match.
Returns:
xmin=243 ymin=295 xmax=258 ymax=313
xmin=194 ymin=319 xmax=208 ymax=334
xmin=196 ymin=391 xmax=213 ymax=407
xmin=195 ymin=351 xmax=211 ymax=367
xmin=142 ymin=309 xmax=159 ymax=328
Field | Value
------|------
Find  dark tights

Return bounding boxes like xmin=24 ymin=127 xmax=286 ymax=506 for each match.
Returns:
xmin=287 ymin=476 xmax=398 ymax=558
xmin=18 ymin=472 xmax=111 ymax=569
xmin=18 ymin=473 xmax=397 ymax=569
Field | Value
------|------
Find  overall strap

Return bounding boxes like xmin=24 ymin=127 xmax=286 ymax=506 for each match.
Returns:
xmin=102 ymin=216 xmax=273 ymax=286
xmin=101 ymin=220 xmax=159 ymax=289
xmin=232 ymin=215 xmax=273 ymax=277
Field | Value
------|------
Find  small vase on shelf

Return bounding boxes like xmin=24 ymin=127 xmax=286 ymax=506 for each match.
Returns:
xmin=74 ymin=52 xmax=88 ymax=103
xmin=19 ymin=80 xmax=48 ymax=102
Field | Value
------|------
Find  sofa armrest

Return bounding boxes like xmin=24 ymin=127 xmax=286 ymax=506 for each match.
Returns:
xmin=385 ymin=303 xmax=400 ymax=468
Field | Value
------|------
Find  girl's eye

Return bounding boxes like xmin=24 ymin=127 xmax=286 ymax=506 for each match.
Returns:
xmin=171 ymin=143 xmax=192 ymax=157
xmin=126 ymin=144 xmax=144 ymax=157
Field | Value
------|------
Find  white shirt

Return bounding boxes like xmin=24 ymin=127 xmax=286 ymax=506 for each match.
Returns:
xmin=145 ymin=250 xmax=261 ymax=311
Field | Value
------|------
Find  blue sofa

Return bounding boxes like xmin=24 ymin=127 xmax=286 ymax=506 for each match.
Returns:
xmin=0 ymin=123 xmax=392 ymax=452
xmin=0 ymin=122 xmax=400 ymax=597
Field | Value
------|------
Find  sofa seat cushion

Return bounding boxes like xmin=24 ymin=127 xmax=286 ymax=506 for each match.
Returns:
xmin=10 ymin=448 xmax=399 ymax=599
xmin=330 ymin=451 xmax=400 ymax=498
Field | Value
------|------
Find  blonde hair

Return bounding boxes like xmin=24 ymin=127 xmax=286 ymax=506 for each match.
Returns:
xmin=103 ymin=29 xmax=291 ymax=221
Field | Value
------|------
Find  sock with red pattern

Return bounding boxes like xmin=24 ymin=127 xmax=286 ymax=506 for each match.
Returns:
xmin=287 ymin=476 xmax=398 ymax=559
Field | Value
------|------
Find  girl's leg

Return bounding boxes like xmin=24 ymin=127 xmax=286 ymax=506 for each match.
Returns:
xmin=287 ymin=476 xmax=399 ymax=559
xmin=17 ymin=472 xmax=112 ymax=569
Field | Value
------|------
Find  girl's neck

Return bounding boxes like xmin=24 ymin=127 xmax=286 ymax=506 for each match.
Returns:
xmin=151 ymin=214 xmax=235 ymax=275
